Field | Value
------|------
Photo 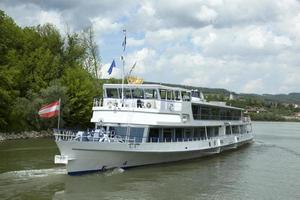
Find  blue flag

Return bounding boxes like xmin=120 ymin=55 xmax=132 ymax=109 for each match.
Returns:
xmin=108 ymin=59 xmax=116 ymax=75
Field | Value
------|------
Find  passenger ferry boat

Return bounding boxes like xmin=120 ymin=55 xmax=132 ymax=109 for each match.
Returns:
xmin=54 ymin=83 xmax=254 ymax=175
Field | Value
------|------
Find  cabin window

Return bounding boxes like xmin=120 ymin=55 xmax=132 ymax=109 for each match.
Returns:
xmin=144 ymin=89 xmax=158 ymax=99
xmin=114 ymin=127 xmax=128 ymax=137
xmin=148 ymin=128 xmax=160 ymax=142
xmin=211 ymin=107 xmax=220 ymax=120
xmin=181 ymin=91 xmax=191 ymax=101
xmin=132 ymin=88 xmax=144 ymax=99
xmin=191 ymin=90 xmax=200 ymax=98
xmin=220 ymin=109 xmax=226 ymax=120
xmin=129 ymin=128 xmax=144 ymax=143
xmin=200 ymin=106 xmax=210 ymax=120
xmin=166 ymin=90 xmax=173 ymax=100
xmin=194 ymin=128 xmax=201 ymax=139
xmin=192 ymin=104 xmax=242 ymax=121
xmin=174 ymin=91 xmax=181 ymax=101
xmin=241 ymin=125 xmax=246 ymax=134
xmin=200 ymin=127 xmax=206 ymax=139
xmin=124 ymin=88 xmax=132 ymax=99
xmin=206 ymin=127 xmax=216 ymax=139
xmin=225 ymin=126 xmax=231 ymax=135
xmin=106 ymin=88 xmax=119 ymax=98
xmin=163 ymin=128 xmax=173 ymax=142
xmin=159 ymin=89 xmax=166 ymax=100
xmin=184 ymin=128 xmax=193 ymax=140
xmin=175 ymin=128 xmax=183 ymax=141
xmin=214 ymin=127 xmax=219 ymax=136
xmin=232 ymin=126 xmax=239 ymax=134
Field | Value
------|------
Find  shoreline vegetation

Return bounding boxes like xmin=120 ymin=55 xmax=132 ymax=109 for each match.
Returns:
xmin=0 ymin=130 xmax=53 ymax=142
xmin=1 ymin=10 xmax=300 ymax=137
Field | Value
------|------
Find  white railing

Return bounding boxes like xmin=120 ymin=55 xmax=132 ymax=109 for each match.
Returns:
xmin=54 ymin=129 xmax=252 ymax=144
xmin=242 ymin=116 xmax=251 ymax=123
xmin=93 ymin=98 xmax=103 ymax=107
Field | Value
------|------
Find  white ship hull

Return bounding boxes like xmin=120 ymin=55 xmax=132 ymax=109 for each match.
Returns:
xmin=56 ymin=134 xmax=253 ymax=175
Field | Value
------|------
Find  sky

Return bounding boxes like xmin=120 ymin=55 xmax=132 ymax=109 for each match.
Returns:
xmin=1 ymin=0 xmax=300 ymax=94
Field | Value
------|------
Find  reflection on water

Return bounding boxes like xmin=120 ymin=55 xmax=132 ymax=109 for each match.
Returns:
xmin=0 ymin=122 xmax=300 ymax=200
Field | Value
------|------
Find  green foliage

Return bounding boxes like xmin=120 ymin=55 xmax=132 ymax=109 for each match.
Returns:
xmin=0 ymin=10 xmax=103 ymax=132
xmin=62 ymin=67 xmax=97 ymax=128
xmin=249 ymin=112 xmax=285 ymax=121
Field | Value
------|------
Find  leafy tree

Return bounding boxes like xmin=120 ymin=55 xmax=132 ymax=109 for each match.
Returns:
xmin=62 ymin=67 xmax=97 ymax=128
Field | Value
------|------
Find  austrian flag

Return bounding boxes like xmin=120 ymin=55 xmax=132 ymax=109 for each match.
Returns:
xmin=38 ymin=101 xmax=60 ymax=118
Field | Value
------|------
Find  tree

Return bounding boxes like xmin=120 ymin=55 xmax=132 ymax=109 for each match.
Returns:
xmin=82 ymin=26 xmax=102 ymax=78
xmin=62 ymin=67 xmax=97 ymax=128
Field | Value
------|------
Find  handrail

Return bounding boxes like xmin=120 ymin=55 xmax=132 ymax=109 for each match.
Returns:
xmin=93 ymin=98 xmax=102 ymax=107
xmin=54 ymin=129 xmax=252 ymax=144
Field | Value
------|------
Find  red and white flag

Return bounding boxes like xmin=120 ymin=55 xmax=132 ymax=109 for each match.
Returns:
xmin=38 ymin=101 xmax=60 ymax=118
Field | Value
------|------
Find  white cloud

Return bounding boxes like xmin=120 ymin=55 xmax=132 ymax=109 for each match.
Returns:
xmin=247 ymin=27 xmax=268 ymax=49
xmin=1 ymin=0 xmax=300 ymax=93
xmin=195 ymin=5 xmax=218 ymax=22
xmin=90 ymin=17 xmax=120 ymax=34
xmin=101 ymin=62 xmax=121 ymax=79
xmin=127 ymin=37 xmax=145 ymax=47
xmin=242 ymin=79 xmax=264 ymax=93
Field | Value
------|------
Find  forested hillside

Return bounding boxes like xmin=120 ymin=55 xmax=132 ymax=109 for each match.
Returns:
xmin=0 ymin=10 xmax=120 ymax=132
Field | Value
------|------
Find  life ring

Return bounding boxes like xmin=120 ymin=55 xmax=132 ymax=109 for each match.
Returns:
xmin=146 ymin=102 xmax=152 ymax=108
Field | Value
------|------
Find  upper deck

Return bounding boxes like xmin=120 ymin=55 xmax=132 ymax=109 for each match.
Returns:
xmin=91 ymin=84 xmax=245 ymax=125
xmin=96 ymin=84 xmax=242 ymax=109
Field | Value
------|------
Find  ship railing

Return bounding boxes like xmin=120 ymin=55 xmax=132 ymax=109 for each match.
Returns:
xmin=54 ymin=129 xmax=137 ymax=143
xmin=54 ymin=129 xmax=253 ymax=144
xmin=93 ymin=98 xmax=103 ymax=107
xmin=242 ymin=116 xmax=251 ymax=123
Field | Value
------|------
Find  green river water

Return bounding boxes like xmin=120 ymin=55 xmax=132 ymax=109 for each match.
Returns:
xmin=0 ymin=122 xmax=300 ymax=200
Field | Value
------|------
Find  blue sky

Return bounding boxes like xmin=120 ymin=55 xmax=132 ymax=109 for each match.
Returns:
xmin=1 ymin=0 xmax=300 ymax=94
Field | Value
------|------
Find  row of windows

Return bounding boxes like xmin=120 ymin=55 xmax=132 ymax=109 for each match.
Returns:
xmin=148 ymin=126 xmax=221 ymax=142
xmin=105 ymin=88 xmax=191 ymax=101
xmin=98 ymin=125 xmax=250 ymax=143
xmin=192 ymin=104 xmax=242 ymax=121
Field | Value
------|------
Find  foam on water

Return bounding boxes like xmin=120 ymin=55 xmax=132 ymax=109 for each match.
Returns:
xmin=104 ymin=167 xmax=125 ymax=177
xmin=0 ymin=167 xmax=66 ymax=181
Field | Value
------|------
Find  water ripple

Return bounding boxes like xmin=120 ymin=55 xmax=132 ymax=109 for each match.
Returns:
xmin=255 ymin=140 xmax=300 ymax=158
xmin=0 ymin=168 xmax=66 ymax=181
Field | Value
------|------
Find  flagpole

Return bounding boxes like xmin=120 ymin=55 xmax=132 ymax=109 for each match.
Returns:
xmin=121 ymin=29 xmax=126 ymax=106
xmin=57 ymin=98 xmax=61 ymax=130
xmin=122 ymin=56 xmax=125 ymax=105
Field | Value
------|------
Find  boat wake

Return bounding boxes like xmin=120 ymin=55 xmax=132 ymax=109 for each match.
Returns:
xmin=103 ymin=167 xmax=125 ymax=176
xmin=0 ymin=168 xmax=66 ymax=181
xmin=255 ymin=140 xmax=300 ymax=158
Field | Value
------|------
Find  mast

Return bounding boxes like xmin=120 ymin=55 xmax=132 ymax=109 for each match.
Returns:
xmin=121 ymin=29 xmax=126 ymax=106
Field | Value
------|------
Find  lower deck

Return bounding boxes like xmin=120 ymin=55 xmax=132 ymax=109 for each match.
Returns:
xmin=55 ymin=123 xmax=252 ymax=144
xmin=55 ymin=131 xmax=253 ymax=174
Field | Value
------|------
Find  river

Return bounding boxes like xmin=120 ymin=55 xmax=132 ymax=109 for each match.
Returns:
xmin=0 ymin=122 xmax=300 ymax=200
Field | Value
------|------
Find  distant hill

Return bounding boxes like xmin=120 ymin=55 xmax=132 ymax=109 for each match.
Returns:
xmin=144 ymin=81 xmax=300 ymax=104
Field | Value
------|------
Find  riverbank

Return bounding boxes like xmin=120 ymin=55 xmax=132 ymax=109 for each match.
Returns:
xmin=0 ymin=130 xmax=53 ymax=142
